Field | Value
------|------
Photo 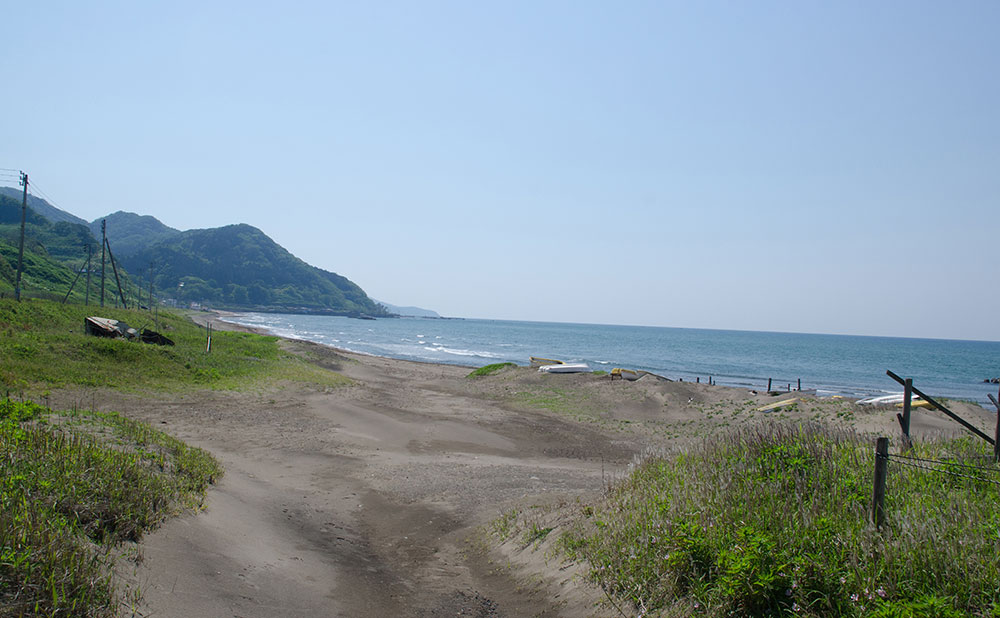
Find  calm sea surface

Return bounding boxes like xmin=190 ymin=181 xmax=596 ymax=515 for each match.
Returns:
xmin=223 ymin=313 xmax=1000 ymax=408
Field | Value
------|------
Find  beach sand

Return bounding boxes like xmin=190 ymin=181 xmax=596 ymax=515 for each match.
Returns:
xmin=48 ymin=314 xmax=998 ymax=617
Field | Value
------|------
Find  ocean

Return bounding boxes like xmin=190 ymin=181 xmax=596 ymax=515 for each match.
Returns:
xmin=221 ymin=313 xmax=1000 ymax=408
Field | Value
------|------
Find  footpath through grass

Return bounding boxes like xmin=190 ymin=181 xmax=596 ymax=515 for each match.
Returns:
xmin=0 ymin=398 xmax=222 ymax=616
xmin=502 ymin=424 xmax=1000 ymax=618
xmin=0 ymin=298 xmax=349 ymax=394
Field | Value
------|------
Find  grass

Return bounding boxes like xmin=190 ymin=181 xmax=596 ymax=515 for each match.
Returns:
xmin=0 ymin=298 xmax=350 ymax=395
xmin=467 ymin=362 xmax=517 ymax=378
xmin=546 ymin=424 xmax=1000 ymax=617
xmin=0 ymin=398 xmax=222 ymax=616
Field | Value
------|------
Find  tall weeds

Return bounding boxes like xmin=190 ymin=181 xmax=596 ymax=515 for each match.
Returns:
xmin=0 ymin=399 xmax=222 ymax=616
xmin=565 ymin=424 xmax=1000 ymax=617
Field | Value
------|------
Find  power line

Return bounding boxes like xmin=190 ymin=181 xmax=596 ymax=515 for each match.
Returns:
xmin=23 ymin=178 xmax=68 ymax=212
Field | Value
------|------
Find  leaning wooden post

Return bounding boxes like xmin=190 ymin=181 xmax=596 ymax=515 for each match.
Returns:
xmin=767 ymin=378 xmax=772 ymax=392
xmin=872 ymin=437 xmax=889 ymax=530
xmin=900 ymin=378 xmax=913 ymax=450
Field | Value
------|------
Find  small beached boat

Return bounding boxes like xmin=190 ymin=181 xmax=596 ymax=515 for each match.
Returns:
xmin=538 ymin=363 xmax=591 ymax=374
xmin=610 ymin=368 xmax=644 ymax=381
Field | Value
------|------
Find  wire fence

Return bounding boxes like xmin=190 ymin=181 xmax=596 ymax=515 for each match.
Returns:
xmin=887 ymin=453 xmax=1000 ymax=488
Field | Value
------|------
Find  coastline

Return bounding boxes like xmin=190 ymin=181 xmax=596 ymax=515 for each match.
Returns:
xmin=206 ymin=310 xmax=1000 ymax=407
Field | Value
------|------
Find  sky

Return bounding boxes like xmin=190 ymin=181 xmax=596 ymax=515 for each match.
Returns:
xmin=2 ymin=1 xmax=998 ymax=341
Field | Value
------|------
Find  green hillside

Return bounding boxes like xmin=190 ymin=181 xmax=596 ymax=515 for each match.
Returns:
xmin=0 ymin=188 xmax=388 ymax=316
xmin=0 ymin=193 xmax=97 ymax=263
xmin=119 ymin=223 xmax=389 ymax=315
xmin=0 ymin=195 xmax=105 ymax=302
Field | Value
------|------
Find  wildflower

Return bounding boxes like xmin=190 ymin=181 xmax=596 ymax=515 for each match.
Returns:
xmin=851 ymin=594 xmax=859 ymax=602
xmin=785 ymin=589 xmax=793 ymax=597
xmin=876 ymin=587 xmax=886 ymax=598
xmin=792 ymin=603 xmax=801 ymax=612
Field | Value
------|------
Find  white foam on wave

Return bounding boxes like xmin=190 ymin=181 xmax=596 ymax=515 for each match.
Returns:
xmin=424 ymin=346 xmax=501 ymax=359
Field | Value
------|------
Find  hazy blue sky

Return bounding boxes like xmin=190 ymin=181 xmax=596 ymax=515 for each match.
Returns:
xmin=2 ymin=2 xmax=998 ymax=340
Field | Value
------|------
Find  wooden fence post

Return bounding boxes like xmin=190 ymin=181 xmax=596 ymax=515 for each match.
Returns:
xmin=872 ymin=437 xmax=888 ymax=529
xmin=767 ymin=378 xmax=772 ymax=392
xmin=989 ymin=390 xmax=1000 ymax=463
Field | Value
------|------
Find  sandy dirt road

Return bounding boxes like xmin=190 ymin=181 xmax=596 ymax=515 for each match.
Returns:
xmin=83 ymin=343 xmax=639 ymax=617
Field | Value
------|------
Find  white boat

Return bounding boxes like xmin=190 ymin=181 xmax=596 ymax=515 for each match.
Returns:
xmin=538 ymin=363 xmax=591 ymax=374
xmin=856 ymin=393 xmax=924 ymax=406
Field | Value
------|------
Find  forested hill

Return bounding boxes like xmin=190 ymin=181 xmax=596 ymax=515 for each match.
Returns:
xmin=0 ymin=194 xmax=97 ymax=263
xmin=0 ymin=187 xmax=388 ymax=316
xmin=0 ymin=194 xmax=93 ymax=299
xmin=118 ymin=223 xmax=388 ymax=316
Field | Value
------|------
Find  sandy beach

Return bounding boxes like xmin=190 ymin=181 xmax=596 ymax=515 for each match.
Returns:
xmin=47 ymin=314 xmax=998 ymax=618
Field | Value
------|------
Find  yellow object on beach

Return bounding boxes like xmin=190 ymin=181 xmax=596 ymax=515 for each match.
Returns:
xmin=530 ymin=357 xmax=564 ymax=366
xmin=610 ymin=368 xmax=643 ymax=381
xmin=756 ymin=398 xmax=798 ymax=412
xmin=896 ymin=400 xmax=933 ymax=409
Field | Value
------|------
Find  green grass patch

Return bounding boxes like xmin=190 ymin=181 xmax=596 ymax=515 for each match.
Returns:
xmin=561 ymin=424 xmax=1000 ymax=617
xmin=0 ymin=398 xmax=222 ymax=616
xmin=467 ymin=362 xmax=517 ymax=378
xmin=0 ymin=298 xmax=349 ymax=394
xmin=523 ymin=522 xmax=554 ymax=546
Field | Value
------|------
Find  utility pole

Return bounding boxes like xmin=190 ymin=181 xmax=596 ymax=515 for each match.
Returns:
xmin=85 ymin=244 xmax=92 ymax=305
xmin=148 ymin=261 xmax=154 ymax=310
xmin=14 ymin=172 xmax=28 ymax=301
xmin=100 ymin=220 xmax=106 ymax=307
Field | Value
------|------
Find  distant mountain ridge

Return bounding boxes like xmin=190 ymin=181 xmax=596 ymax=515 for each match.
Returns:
xmin=88 ymin=211 xmax=181 ymax=258
xmin=374 ymin=300 xmax=440 ymax=318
